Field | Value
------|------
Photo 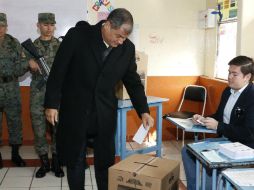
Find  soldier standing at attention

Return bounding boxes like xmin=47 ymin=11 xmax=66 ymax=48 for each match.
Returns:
xmin=28 ymin=13 xmax=64 ymax=178
xmin=0 ymin=13 xmax=27 ymax=167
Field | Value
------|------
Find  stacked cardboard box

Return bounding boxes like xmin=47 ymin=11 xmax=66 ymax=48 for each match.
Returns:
xmin=115 ymin=51 xmax=148 ymax=100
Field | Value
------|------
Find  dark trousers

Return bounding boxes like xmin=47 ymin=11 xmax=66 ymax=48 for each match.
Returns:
xmin=66 ymin=111 xmax=110 ymax=190
xmin=67 ymin=147 xmax=86 ymax=190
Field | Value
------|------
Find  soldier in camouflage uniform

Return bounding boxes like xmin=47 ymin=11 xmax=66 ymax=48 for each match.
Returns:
xmin=0 ymin=13 xmax=27 ymax=167
xmin=28 ymin=13 xmax=64 ymax=178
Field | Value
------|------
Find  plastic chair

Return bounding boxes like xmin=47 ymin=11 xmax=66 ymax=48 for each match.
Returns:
xmin=163 ymin=85 xmax=207 ymax=145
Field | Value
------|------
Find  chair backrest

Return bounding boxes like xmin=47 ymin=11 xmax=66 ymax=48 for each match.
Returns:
xmin=177 ymin=85 xmax=207 ymax=116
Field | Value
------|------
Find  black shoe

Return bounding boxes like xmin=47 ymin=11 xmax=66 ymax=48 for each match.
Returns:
xmin=11 ymin=155 xmax=26 ymax=167
xmin=51 ymin=154 xmax=64 ymax=177
xmin=0 ymin=152 xmax=3 ymax=169
xmin=11 ymin=145 xmax=26 ymax=167
xmin=36 ymin=154 xmax=50 ymax=178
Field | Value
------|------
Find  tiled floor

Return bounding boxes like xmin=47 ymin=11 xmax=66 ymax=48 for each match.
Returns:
xmin=0 ymin=140 xmax=191 ymax=189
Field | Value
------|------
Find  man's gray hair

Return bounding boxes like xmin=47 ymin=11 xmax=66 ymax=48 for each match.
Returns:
xmin=107 ymin=8 xmax=133 ymax=34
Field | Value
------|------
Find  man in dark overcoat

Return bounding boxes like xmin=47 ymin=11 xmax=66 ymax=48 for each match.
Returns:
xmin=44 ymin=8 xmax=154 ymax=190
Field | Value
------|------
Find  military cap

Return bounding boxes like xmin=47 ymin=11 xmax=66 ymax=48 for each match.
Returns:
xmin=38 ymin=13 xmax=56 ymax=24
xmin=0 ymin=13 xmax=7 ymax=26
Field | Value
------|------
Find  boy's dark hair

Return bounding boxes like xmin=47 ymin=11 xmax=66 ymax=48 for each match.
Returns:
xmin=228 ymin=55 xmax=254 ymax=82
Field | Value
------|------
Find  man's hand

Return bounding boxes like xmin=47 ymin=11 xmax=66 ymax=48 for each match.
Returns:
xmin=192 ymin=114 xmax=205 ymax=125
xmin=203 ymin=117 xmax=218 ymax=130
xmin=29 ymin=59 xmax=41 ymax=73
xmin=141 ymin=113 xmax=154 ymax=129
xmin=45 ymin=108 xmax=58 ymax=126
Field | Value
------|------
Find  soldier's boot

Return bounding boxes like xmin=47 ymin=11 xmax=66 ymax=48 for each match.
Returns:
xmin=11 ymin=144 xmax=26 ymax=167
xmin=0 ymin=152 xmax=3 ymax=169
xmin=36 ymin=154 xmax=50 ymax=178
xmin=51 ymin=153 xmax=64 ymax=177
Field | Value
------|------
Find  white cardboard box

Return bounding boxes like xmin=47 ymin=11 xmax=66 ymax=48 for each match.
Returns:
xmin=109 ymin=154 xmax=180 ymax=190
xmin=115 ymin=51 xmax=148 ymax=100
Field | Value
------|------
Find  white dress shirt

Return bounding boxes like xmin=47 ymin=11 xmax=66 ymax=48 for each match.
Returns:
xmin=223 ymin=84 xmax=248 ymax=124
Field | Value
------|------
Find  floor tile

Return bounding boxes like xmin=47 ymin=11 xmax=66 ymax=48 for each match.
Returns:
xmin=30 ymin=187 xmax=61 ymax=190
xmin=0 ymin=176 xmax=32 ymax=188
xmin=6 ymin=167 xmax=35 ymax=177
xmin=61 ymin=176 xmax=68 ymax=187
xmin=0 ymin=188 xmax=29 ymax=190
xmin=0 ymin=168 xmax=8 ymax=183
xmin=85 ymin=174 xmax=92 ymax=186
xmin=62 ymin=186 xmax=93 ymax=190
xmin=31 ymin=172 xmax=61 ymax=187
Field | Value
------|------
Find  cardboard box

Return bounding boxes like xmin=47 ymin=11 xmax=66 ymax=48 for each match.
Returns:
xmin=109 ymin=154 xmax=180 ymax=190
xmin=116 ymin=51 xmax=148 ymax=100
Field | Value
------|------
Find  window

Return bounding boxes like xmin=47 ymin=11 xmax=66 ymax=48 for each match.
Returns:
xmin=215 ymin=21 xmax=237 ymax=79
xmin=215 ymin=0 xmax=238 ymax=79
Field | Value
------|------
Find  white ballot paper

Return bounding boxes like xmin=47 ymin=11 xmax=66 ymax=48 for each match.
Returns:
xmin=223 ymin=170 xmax=254 ymax=186
xmin=201 ymin=150 xmax=226 ymax=162
xmin=133 ymin=124 xmax=150 ymax=144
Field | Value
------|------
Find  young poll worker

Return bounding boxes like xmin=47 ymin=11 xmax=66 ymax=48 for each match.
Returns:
xmin=182 ymin=55 xmax=254 ymax=190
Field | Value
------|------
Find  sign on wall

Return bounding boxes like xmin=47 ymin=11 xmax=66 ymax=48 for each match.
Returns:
xmin=218 ymin=0 xmax=238 ymax=21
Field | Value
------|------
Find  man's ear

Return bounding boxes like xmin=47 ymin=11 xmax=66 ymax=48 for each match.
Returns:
xmin=245 ymin=73 xmax=251 ymax=82
xmin=104 ymin=21 xmax=111 ymax=30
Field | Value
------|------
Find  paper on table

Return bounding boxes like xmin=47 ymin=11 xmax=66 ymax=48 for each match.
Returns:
xmin=132 ymin=124 xmax=150 ymax=144
xmin=223 ymin=170 xmax=254 ymax=186
xmin=168 ymin=117 xmax=193 ymax=129
xmin=201 ymin=150 xmax=227 ymax=162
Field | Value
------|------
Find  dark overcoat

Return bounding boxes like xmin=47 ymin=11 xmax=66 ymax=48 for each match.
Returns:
xmin=44 ymin=21 xmax=149 ymax=167
xmin=213 ymin=83 xmax=254 ymax=148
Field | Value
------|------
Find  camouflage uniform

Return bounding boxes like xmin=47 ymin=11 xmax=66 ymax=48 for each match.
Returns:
xmin=0 ymin=34 xmax=28 ymax=145
xmin=30 ymin=37 xmax=60 ymax=155
xmin=0 ymin=111 xmax=3 ymax=144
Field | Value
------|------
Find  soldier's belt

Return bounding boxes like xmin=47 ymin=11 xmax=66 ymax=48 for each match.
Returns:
xmin=0 ymin=76 xmax=16 ymax=83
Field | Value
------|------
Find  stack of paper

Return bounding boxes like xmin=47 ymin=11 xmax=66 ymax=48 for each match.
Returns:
xmin=223 ymin=169 xmax=254 ymax=186
xmin=219 ymin=142 xmax=254 ymax=159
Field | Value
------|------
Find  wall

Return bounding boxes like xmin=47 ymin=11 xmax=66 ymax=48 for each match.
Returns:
xmin=0 ymin=0 xmax=87 ymax=42
xmin=199 ymin=76 xmax=227 ymax=115
xmin=88 ymin=0 xmax=206 ymax=76
xmin=204 ymin=0 xmax=217 ymax=78
xmin=237 ymin=0 xmax=254 ymax=58
xmin=125 ymin=76 xmax=227 ymax=141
